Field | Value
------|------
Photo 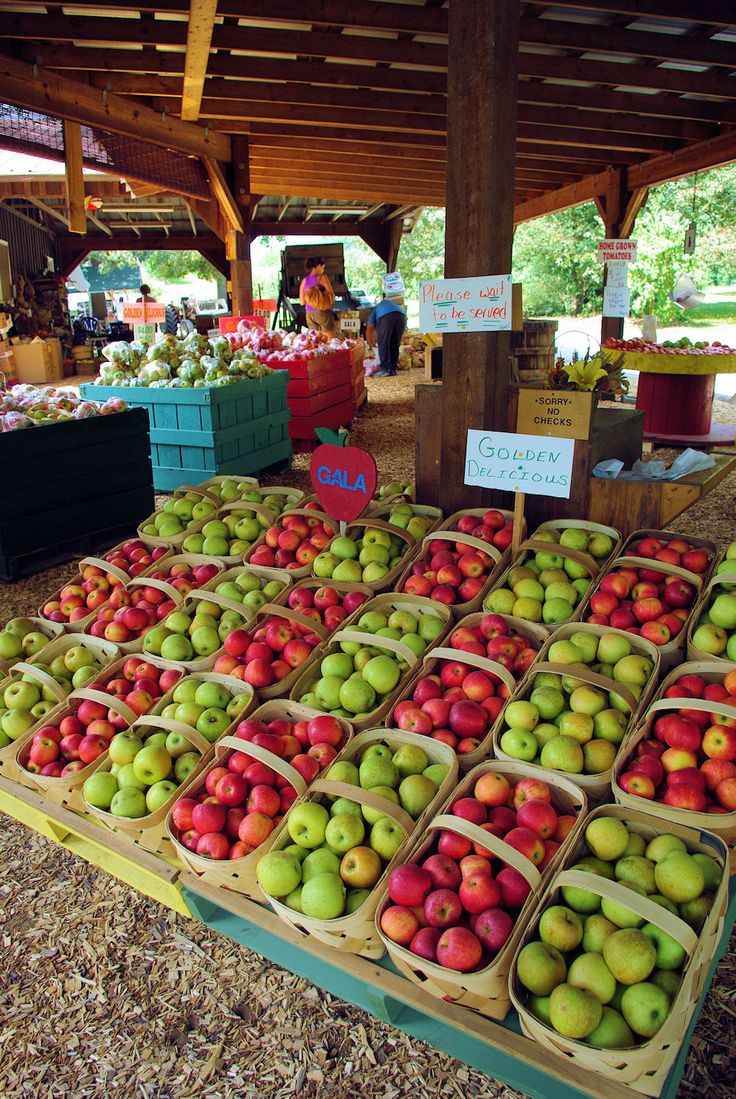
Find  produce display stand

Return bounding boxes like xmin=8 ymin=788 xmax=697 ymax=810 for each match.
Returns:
xmin=180 ymin=872 xmax=736 ymax=1099
xmin=0 ymin=408 xmax=154 ymax=582
xmin=81 ymin=374 xmax=291 ymax=491
xmin=268 ymin=349 xmax=355 ymax=452
xmin=623 ymin=351 xmax=736 ymax=446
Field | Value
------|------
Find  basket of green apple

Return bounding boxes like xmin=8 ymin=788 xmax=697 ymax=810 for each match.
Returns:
xmin=166 ymin=701 xmax=352 ymax=895
xmin=493 ymin=624 xmax=660 ymax=801
xmin=365 ymin=501 xmax=443 ymax=540
xmin=81 ymin=712 xmax=217 ymax=848
xmin=613 ymin=661 xmax=736 ymax=857
xmin=0 ymin=634 xmax=119 ymax=765
xmin=194 ymin=490 xmax=304 ymax=566
xmin=137 ymin=484 xmax=224 ymax=548
xmin=341 ymin=591 xmax=452 ymax=651
xmin=376 ymin=761 xmax=587 ymax=1018
xmin=509 ymin=804 xmax=728 ymax=1097
xmin=12 ymin=687 xmax=140 ymax=807
xmin=245 ymin=504 xmax=338 ymax=577
xmin=255 ymin=727 xmax=457 ymax=957
xmin=311 ymin=518 xmax=419 ymax=593
xmin=385 ymin=611 xmax=547 ymax=771
xmin=0 ymin=616 xmax=65 ymax=679
xmin=289 ymin=628 xmax=422 ymax=732
xmin=710 ymin=539 xmax=736 ymax=586
xmin=199 ymin=563 xmax=292 ymax=616
xmin=369 ymin=480 xmax=415 ymax=508
xmin=482 ymin=520 xmax=620 ymax=632
xmin=687 ymin=570 xmax=736 ymax=665
xmin=141 ymin=586 xmax=270 ymax=672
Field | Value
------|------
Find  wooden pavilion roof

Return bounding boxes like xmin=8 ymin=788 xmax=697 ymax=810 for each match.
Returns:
xmin=0 ymin=1 xmax=735 ymax=232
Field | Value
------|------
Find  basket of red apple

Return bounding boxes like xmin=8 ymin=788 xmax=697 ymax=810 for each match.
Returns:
xmin=613 ymin=662 xmax=736 ymax=855
xmin=399 ymin=528 xmax=507 ymax=617
xmin=376 ymin=762 xmax=587 ymax=1018
xmin=509 ymin=804 xmax=728 ymax=1097
xmin=0 ymin=616 xmax=64 ymax=679
xmin=386 ymin=612 xmax=547 ymax=769
xmin=198 ymin=489 xmax=304 ymax=566
xmin=246 ymin=505 xmax=338 ymax=576
xmin=620 ymin=530 xmax=716 ymax=581
xmin=483 ymin=520 xmax=620 ymax=632
xmin=166 ymin=702 xmax=352 ymax=894
xmin=136 ymin=555 xmax=224 ymax=596
xmin=440 ymin=507 xmax=517 ymax=554
xmin=687 ymin=572 xmax=736 ymax=664
xmin=83 ymin=576 xmax=186 ymax=652
xmin=580 ymin=554 xmax=704 ymax=667
xmin=494 ymin=624 xmax=660 ymax=800
xmin=255 ymin=728 xmax=458 ymax=957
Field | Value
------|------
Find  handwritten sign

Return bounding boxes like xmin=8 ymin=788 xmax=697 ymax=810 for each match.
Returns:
xmin=606 ymin=262 xmax=629 ymax=289
xmin=383 ymin=272 xmax=405 ymax=296
xmin=419 ymin=275 xmax=512 ymax=333
xmin=517 ymin=390 xmax=592 ymax=441
xmin=464 ymin=429 xmax=574 ymax=499
xmin=310 ymin=443 xmax=377 ymax=523
xmin=598 ymin=239 xmax=637 ymax=264
xmin=134 ymin=323 xmax=156 ymax=345
xmin=603 ymin=285 xmax=631 ymax=319
xmin=123 ymin=302 xmax=166 ymax=324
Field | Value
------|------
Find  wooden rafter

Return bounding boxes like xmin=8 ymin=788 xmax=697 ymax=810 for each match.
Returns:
xmin=63 ymin=120 xmax=85 ymax=234
xmin=25 ymin=196 xmax=69 ymax=229
xmin=202 ymin=156 xmax=245 ymax=234
xmin=181 ymin=0 xmax=217 ymax=122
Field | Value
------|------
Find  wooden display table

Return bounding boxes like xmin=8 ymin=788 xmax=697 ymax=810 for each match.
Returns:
xmin=624 ymin=351 xmax=736 ymax=446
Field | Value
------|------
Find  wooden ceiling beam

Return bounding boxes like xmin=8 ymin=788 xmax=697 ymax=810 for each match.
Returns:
xmin=628 ymin=127 xmax=736 ymax=190
xmin=519 ymin=53 xmax=736 ymax=101
xmin=537 ymin=0 xmax=736 ymax=26
xmin=514 ymin=172 xmax=611 ymax=225
xmin=246 ymin=181 xmax=445 ymax=205
xmin=202 ymin=156 xmax=245 ymax=233
xmin=0 ymin=52 xmax=229 ymax=160
xmin=181 ymin=0 xmax=218 ymax=122
xmin=517 ymin=79 xmax=736 ymax=126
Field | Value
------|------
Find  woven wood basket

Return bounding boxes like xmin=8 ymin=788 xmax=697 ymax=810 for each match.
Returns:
xmin=242 ymin=506 xmax=338 ymax=578
xmin=686 ymin=571 xmax=736 ymax=663
xmin=210 ymin=499 xmax=282 ymax=567
xmin=245 ymin=602 xmax=331 ymax=701
xmin=0 ymin=616 xmax=65 ymax=681
xmin=82 ymin=575 xmax=184 ymax=655
xmin=375 ymin=759 xmax=587 ymax=1018
xmin=137 ymin=483 xmax=223 ymax=548
xmin=619 ymin=528 xmax=718 ymax=581
xmin=395 ymin=529 xmax=508 ymax=618
xmin=341 ymin=591 xmax=454 ymax=647
xmin=319 ymin=517 xmax=420 ymax=594
xmin=37 ymin=554 xmax=131 ymax=634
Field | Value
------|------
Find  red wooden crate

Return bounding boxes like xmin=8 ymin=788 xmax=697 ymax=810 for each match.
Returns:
xmin=288 ymin=398 xmax=354 ymax=440
xmin=289 ymin=382 xmax=353 ymax=417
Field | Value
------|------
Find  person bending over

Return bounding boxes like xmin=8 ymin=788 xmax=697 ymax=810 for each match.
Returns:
xmin=366 ymin=295 xmax=407 ymax=376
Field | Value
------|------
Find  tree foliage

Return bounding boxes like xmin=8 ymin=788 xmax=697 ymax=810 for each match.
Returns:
xmin=87 ymin=249 xmax=219 ymax=283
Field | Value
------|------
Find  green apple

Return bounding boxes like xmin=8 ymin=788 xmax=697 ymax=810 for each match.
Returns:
xmin=568 ymin=631 xmax=599 ymax=664
xmin=284 ymin=886 xmax=303 ymax=912
xmin=362 ymin=655 xmax=400 ymax=695
xmin=558 ymin=712 xmax=594 ymax=744
xmin=601 ymin=882 xmax=647 ymax=929
xmin=1 ymin=710 xmax=35 ymax=740
xmin=530 ymin=687 xmax=566 ymax=722
xmin=417 ymin=615 xmax=444 ymax=644
xmin=620 ymin=982 xmax=670 ymax=1039
xmin=194 ymin=681 xmax=230 ymax=709
xmin=174 ymin=702 xmax=204 ymax=727
xmin=651 ymin=968 xmax=681 ymax=1000
xmin=132 ymin=744 xmax=173 ymax=786
xmin=612 ymin=655 xmax=653 ymax=688
xmin=369 ymin=817 xmax=404 ymax=861
xmin=539 ymin=906 xmax=583 ymax=953
xmin=358 ymin=611 xmax=388 ymax=633
xmin=570 ymin=686 xmax=607 ymax=718
xmin=623 ymin=832 xmax=647 ymax=857
xmin=358 ymin=755 xmax=399 ymax=790
xmin=615 ymin=855 xmax=656 ymax=895
xmin=108 ymin=731 xmax=143 ymax=766
xmin=330 ymin=796 xmax=362 ymax=819
xmin=582 ymin=913 xmax=617 ymax=954
xmin=83 ymin=771 xmax=119 ymax=810
xmin=196 ymin=708 xmax=230 ymax=742
xmin=603 ymin=927 xmax=657 ymax=985
xmin=4 ymin=680 xmax=40 ymax=710
xmin=567 ymin=952 xmax=616 ymax=1005
xmin=361 ymin=785 xmax=399 ymax=825
xmin=540 ymin=735 xmax=584 ymax=773
xmin=116 ymin=763 xmax=147 ymax=791
xmin=654 ymin=852 xmax=704 ymax=904
xmin=398 ymin=774 xmax=436 ymax=817
xmin=333 ymin=560 xmax=364 ymax=583
xmin=165 ymin=731 xmax=194 ymax=758
xmin=191 ymin=627 xmax=221 ymax=657
xmin=504 ymin=700 xmax=540 ymax=731
xmin=325 ymin=812 xmax=365 ymax=853
xmin=0 ymin=633 xmax=22 ymax=661
xmin=72 ymin=666 xmax=98 ymax=689
xmin=534 ymin=723 xmax=561 ymax=750
xmin=146 ymin=779 xmax=178 ymax=813
xmin=287 ymin=802 xmax=329 ymax=849
xmin=283 ymin=843 xmax=308 ymax=864
xmin=645 ymin=835 xmax=686 ymax=863
xmin=346 ymin=888 xmax=371 ymax=914
xmin=160 ymin=634 xmax=194 ymax=662
xmin=593 ymin=709 xmax=628 ymax=744
xmin=300 ymin=872 xmax=346 ymax=919
xmin=641 ymin=923 xmax=686 ymax=971
xmin=516 ymin=941 xmax=567 ymax=996
xmin=547 ymin=639 xmax=584 ymax=665
xmin=596 ymin=633 xmax=631 ymax=665
xmin=301 ymin=848 xmax=341 ymax=882
xmin=322 ymin=652 xmax=355 ymax=680
xmin=314 ymin=675 xmax=345 ymax=711
xmin=485 ymin=588 xmax=516 ymax=615
xmin=166 ymin=610 xmax=192 ymax=636
xmin=585 ymin=817 xmax=629 ymax=861
xmin=257 ymin=850 xmax=302 ymax=897
xmin=692 ymin=854 xmax=722 ymax=892
xmin=242 ymin=590 xmax=267 ymax=612
xmin=110 ymin=787 xmax=148 ymax=818
xmin=173 ymin=679 xmax=199 ymax=704
xmin=549 ymin=983 xmax=602 ymax=1039
xmin=528 ymin=995 xmax=552 ymax=1025
xmin=145 ymin=732 xmax=168 ymax=748
xmin=340 ymin=675 xmax=378 ymax=716
xmin=324 ymin=761 xmax=360 ymax=788
xmin=64 ymin=646 xmax=96 ymax=672
xmin=392 ymin=744 xmax=429 ymax=777
xmin=586 ymin=1006 xmax=635 ymax=1049
xmin=174 ymin=752 xmax=200 ymax=783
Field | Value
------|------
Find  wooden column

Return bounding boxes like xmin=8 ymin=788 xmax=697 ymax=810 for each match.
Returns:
xmin=597 ymin=169 xmax=648 ymax=345
xmin=439 ymin=0 xmax=519 ymax=512
xmin=386 ymin=217 xmax=402 ymax=274
xmin=63 ymin=120 xmax=86 ymax=234
xmin=229 ymin=136 xmax=253 ymax=314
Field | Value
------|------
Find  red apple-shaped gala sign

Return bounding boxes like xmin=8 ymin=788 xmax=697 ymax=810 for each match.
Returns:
xmin=310 ymin=443 xmax=378 ymax=523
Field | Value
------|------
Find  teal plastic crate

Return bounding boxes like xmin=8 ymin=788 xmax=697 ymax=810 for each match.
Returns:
xmin=81 ymin=374 xmax=291 ymax=490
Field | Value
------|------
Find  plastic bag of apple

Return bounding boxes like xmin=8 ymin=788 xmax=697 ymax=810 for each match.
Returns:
xmin=255 ymin=729 xmax=457 ymax=957
xmin=613 ymin=662 xmax=736 ymax=847
xmin=688 ymin=572 xmax=736 ymax=663
xmin=0 ymin=637 xmax=118 ymax=753
xmin=310 ymin=518 xmax=418 ymax=592
xmin=494 ymin=624 xmax=660 ymax=799
xmin=376 ymin=762 xmax=586 ymax=1018
xmin=38 ymin=540 xmax=170 ymax=628
xmin=0 ymin=616 xmax=64 ymax=676
xmin=508 ymin=805 xmax=728 ymax=1095
xmin=400 ymin=510 xmax=516 ymax=614
xmin=166 ymin=702 xmax=353 ymax=892
xmin=245 ymin=504 xmax=338 ymax=575
xmin=483 ymin=521 xmax=620 ymax=630
xmin=387 ymin=612 xmax=547 ymax=770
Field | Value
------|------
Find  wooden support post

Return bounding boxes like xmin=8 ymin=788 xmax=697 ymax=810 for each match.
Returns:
xmin=63 ymin=120 xmax=86 ymax=235
xmin=438 ymin=0 xmax=519 ymax=513
xmin=228 ymin=136 xmax=253 ymax=315
xmin=386 ymin=216 xmax=403 ymax=274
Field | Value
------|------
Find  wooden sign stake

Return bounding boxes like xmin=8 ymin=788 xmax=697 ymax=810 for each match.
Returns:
xmin=512 ymin=492 xmax=525 ymax=557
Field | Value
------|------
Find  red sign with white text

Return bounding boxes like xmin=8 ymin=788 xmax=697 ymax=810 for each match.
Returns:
xmin=310 ymin=444 xmax=377 ymax=524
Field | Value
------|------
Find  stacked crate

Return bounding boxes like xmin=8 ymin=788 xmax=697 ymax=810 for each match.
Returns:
xmin=350 ymin=340 xmax=367 ymax=412
xmin=268 ymin=349 xmax=355 ymax=452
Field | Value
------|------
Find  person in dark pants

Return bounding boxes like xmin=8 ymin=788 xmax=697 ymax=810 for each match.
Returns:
xmin=366 ymin=295 xmax=407 ymax=376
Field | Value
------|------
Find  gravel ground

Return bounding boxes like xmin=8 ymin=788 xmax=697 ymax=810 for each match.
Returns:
xmin=0 ymin=367 xmax=734 ymax=1099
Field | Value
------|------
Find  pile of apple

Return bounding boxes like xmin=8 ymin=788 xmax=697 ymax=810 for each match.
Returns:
xmin=0 ymin=617 xmax=58 ymax=668
xmin=374 ymin=502 xmax=436 ymax=542
xmin=182 ymin=490 xmax=296 ymax=559
xmin=169 ymin=711 xmax=350 ymax=861
xmin=142 ymin=597 xmax=251 ymax=664
xmin=140 ymin=559 xmax=221 ymax=597
xmin=498 ymin=632 xmax=655 ymax=776
xmin=617 ymin=668 xmax=736 ymax=813
xmin=40 ymin=542 xmax=171 ymax=625
xmin=294 ymin=614 xmax=437 ymax=718
xmin=379 ymin=772 xmax=573 ymax=971
xmin=101 ymin=539 xmax=170 ymax=578
xmin=139 ymin=491 xmax=220 ymax=543
xmin=0 ymin=643 xmax=110 ymax=748
xmin=514 ymin=816 xmax=722 ymax=1047
xmin=691 ymin=584 xmax=736 ymax=661
xmin=208 ymin=609 xmax=326 ymax=690
xmin=248 ymin=506 xmax=337 ymax=571
xmin=312 ymin=527 xmax=411 ymax=587
xmin=402 ymin=534 xmax=500 ymax=607
xmin=148 ymin=668 xmax=251 ymax=742
xmin=713 ymin=540 xmax=736 ymax=583
xmin=447 ymin=508 xmax=514 ymax=552
xmin=583 ymin=561 xmax=700 ymax=647
xmin=193 ymin=568 xmax=288 ymax=617
xmin=256 ymin=740 xmax=451 ymax=919
xmin=623 ymin=533 xmax=712 ymax=576
xmin=390 ymin=615 xmax=541 ymax=754
xmin=85 ymin=581 xmax=179 ymax=646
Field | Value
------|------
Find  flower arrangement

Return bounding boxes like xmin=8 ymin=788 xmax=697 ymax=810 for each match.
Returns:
xmin=545 ymin=348 xmax=629 ymax=400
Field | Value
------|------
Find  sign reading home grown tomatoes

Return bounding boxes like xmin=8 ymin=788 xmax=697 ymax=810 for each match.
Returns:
xmin=310 ymin=443 xmax=377 ymax=523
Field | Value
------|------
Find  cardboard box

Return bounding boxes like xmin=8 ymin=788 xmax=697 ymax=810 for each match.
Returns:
xmin=11 ymin=339 xmax=63 ymax=384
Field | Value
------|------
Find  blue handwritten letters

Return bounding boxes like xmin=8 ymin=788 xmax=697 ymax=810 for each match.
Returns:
xmin=419 ymin=275 xmax=512 ymax=333
xmin=464 ymin=429 xmax=575 ymax=499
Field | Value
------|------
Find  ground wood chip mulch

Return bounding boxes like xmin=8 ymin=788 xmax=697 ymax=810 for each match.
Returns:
xmin=0 ymin=369 xmax=734 ymax=1099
